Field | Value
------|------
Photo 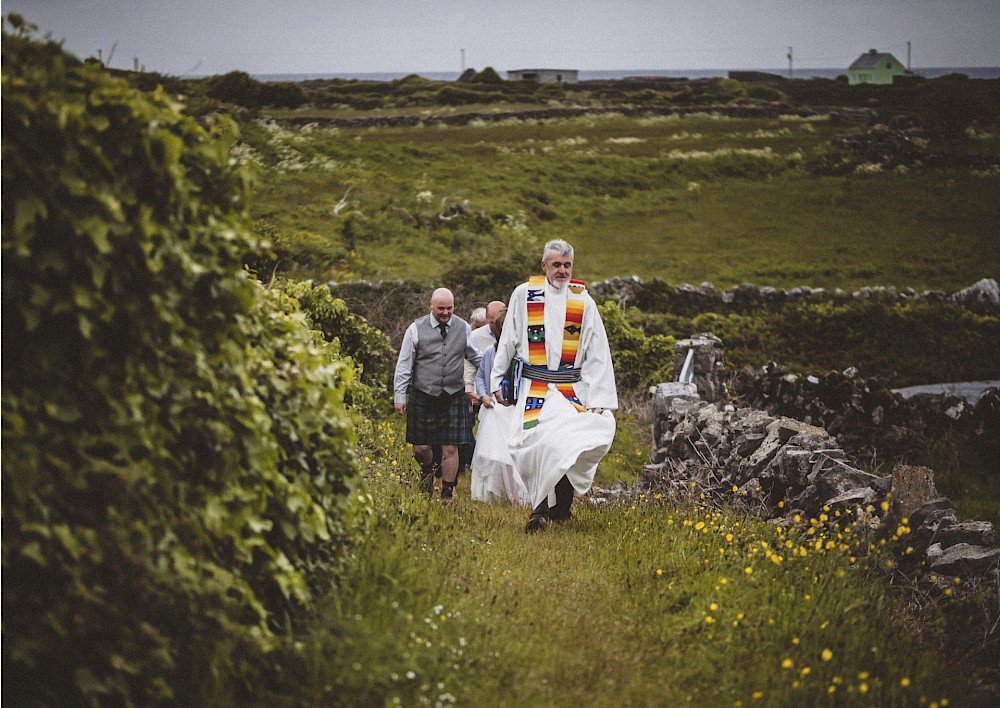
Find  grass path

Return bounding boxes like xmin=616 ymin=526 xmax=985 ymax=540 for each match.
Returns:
xmin=295 ymin=421 xmax=992 ymax=707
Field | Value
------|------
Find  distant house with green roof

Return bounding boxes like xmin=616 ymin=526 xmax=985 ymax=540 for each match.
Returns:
xmin=848 ymin=49 xmax=908 ymax=85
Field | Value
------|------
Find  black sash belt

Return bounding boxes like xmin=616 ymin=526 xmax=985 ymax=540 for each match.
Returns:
xmin=520 ymin=363 xmax=582 ymax=384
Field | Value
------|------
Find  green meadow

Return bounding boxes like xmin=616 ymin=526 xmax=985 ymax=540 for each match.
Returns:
xmin=243 ymin=112 xmax=1000 ymax=291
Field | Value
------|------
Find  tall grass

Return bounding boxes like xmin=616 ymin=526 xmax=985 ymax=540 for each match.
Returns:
xmin=267 ymin=418 xmax=993 ymax=707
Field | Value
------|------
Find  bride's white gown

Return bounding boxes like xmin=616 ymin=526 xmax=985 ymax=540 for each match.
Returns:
xmin=471 ymin=401 xmax=530 ymax=506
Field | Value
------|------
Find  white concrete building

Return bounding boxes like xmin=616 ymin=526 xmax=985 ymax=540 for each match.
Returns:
xmin=506 ymin=68 xmax=579 ymax=83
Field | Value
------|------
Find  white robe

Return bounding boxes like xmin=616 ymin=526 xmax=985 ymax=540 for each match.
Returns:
xmin=470 ymin=402 xmax=531 ymax=506
xmin=471 ymin=346 xmax=531 ymax=506
xmin=491 ymin=280 xmax=618 ymax=510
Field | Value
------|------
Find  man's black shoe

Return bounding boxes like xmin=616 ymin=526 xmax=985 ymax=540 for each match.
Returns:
xmin=525 ymin=513 xmax=548 ymax=533
xmin=550 ymin=475 xmax=574 ymax=521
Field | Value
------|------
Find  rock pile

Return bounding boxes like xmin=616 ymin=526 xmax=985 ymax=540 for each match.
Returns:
xmin=831 ymin=125 xmax=1000 ymax=170
xmin=645 ymin=384 xmax=1000 ymax=583
xmin=831 ymin=126 xmax=929 ymax=166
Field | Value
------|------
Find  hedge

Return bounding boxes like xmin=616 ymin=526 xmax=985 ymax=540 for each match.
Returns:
xmin=3 ymin=28 xmax=362 ymax=706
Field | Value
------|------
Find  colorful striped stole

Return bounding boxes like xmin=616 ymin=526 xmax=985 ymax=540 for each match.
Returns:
xmin=522 ymin=275 xmax=587 ymax=430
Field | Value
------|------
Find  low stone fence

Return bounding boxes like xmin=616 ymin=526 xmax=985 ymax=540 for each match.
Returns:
xmin=277 ymin=102 xmax=819 ymax=130
xmin=644 ymin=336 xmax=999 ymax=586
xmin=590 ymin=276 xmax=1000 ymax=313
xmin=732 ymin=362 xmax=999 ymax=461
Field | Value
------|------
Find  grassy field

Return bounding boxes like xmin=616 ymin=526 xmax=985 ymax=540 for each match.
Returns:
xmin=265 ymin=419 xmax=996 ymax=707
xmin=244 ymin=112 xmax=1000 ymax=291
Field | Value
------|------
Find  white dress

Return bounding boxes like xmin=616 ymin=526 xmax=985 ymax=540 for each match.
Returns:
xmin=491 ymin=280 xmax=618 ymax=511
xmin=470 ymin=346 xmax=531 ymax=506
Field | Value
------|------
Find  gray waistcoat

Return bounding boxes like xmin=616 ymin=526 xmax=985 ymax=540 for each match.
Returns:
xmin=412 ymin=315 xmax=468 ymax=397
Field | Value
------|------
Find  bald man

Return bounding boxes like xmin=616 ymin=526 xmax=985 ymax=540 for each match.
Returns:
xmin=394 ymin=288 xmax=483 ymax=500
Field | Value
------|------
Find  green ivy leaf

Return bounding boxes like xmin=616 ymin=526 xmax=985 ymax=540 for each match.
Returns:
xmin=44 ymin=401 xmax=82 ymax=423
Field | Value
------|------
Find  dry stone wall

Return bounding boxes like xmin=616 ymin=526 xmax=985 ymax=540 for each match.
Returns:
xmin=732 ymin=363 xmax=999 ymax=462
xmin=279 ymin=102 xmax=820 ymax=130
xmin=591 ymin=276 xmax=1000 ymax=312
xmin=645 ymin=336 xmax=1000 ymax=586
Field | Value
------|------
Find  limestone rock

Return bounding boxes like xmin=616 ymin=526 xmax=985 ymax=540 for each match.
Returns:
xmin=930 ymin=543 xmax=1000 ymax=577
xmin=908 ymin=497 xmax=957 ymax=529
xmin=889 ymin=464 xmax=938 ymax=523
xmin=937 ymin=521 xmax=996 ymax=550
xmin=824 ymin=486 xmax=878 ymax=509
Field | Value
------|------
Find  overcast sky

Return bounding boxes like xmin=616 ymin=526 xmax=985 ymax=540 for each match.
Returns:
xmin=7 ymin=0 xmax=1000 ymax=76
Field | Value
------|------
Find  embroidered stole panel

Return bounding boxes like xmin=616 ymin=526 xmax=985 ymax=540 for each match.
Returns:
xmin=522 ymin=275 xmax=586 ymax=430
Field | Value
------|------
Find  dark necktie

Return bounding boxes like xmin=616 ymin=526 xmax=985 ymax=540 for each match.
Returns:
xmin=438 ymin=323 xmax=448 ymax=340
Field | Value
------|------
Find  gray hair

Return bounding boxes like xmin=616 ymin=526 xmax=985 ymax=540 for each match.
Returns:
xmin=469 ymin=307 xmax=487 ymax=326
xmin=542 ymin=238 xmax=574 ymax=262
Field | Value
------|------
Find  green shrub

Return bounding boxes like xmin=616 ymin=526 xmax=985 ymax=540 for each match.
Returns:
xmin=435 ymin=85 xmax=506 ymax=105
xmin=447 ymin=247 xmax=540 ymax=305
xmin=600 ymin=302 xmax=676 ymax=391
xmin=625 ymin=299 xmax=1000 ymax=388
xmin=2 ymin=30 xmax=362 ymax=706
xmin=707 ymin=77 xmax=749 ymax=101
xmin=538 ymin=82 xmax=565 ymax=100
xmin=467 ymin=66 xmax=504 ymax=85
xmin=259 ymin=80 xmax=307 ymax=108
xmin=745 ymin=83 xmax=788 ymax=102
xmin=275 ymin=279 xmax=396 ymax=412
xmin=205 ymin=70 xmax=264 ymax=108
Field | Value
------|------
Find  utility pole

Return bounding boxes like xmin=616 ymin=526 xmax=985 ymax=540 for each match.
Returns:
xmin=787 ymin=46 xmax=793 ymax=80
xmin=106 ymin=40 xmax=118 ymax=68
xmin=461 ymin=48 xmax=465 ymax=72
xmin=907 ymin=41 xmax=911 ymax=70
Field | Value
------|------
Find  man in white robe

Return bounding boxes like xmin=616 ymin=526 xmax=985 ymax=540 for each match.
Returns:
xmin=491 ymin=239 xmax=617 ymax=532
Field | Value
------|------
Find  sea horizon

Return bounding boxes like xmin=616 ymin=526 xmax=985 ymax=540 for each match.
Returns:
xmin=245 ymin=66 xmax=1000 ymax=83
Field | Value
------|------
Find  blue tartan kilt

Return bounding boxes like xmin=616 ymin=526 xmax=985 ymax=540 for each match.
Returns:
xmin=406 ymin=388 xmax=473 ymax=446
